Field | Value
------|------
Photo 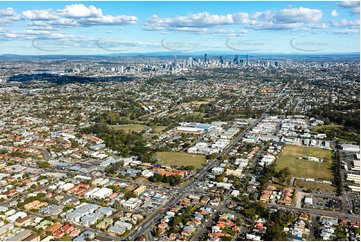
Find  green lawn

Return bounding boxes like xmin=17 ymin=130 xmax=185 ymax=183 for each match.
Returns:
xmin=155 ymin=152 xmax=206 ymax=169
xmin=109 ymin=124 xmax=147 ymax=133
xmin=109 ymin=124 xmax=168 ymax=134
xmin=276 ymin=145 xmax=333 ymax=179
xmin=295 ymin=179 xmax=336 ymax=193
xmin=151 ymin=126 xmax=168 ymax=133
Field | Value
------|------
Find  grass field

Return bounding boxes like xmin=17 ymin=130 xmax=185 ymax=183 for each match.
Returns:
xmin=180 ymin=100 xmax=210 ymax=107
xmin=109 ymin=124 xmax=147 ymax=133
xmin=109 ymin=124 xmax=168 ymax=134
xmin=151 ymin=126 xmax=168 ymax=133
xmin=295 ymin=179 xmax=336 ymax=193
xmin=276 ymin=145 xmax=333 ymax=179
xmin=155 ymin=152 xmax=206 ymax=169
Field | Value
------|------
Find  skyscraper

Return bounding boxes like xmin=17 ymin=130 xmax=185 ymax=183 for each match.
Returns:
xmin=173 ymin=55 xmax=177 ymax=67
xmin=204 ymin=54 xmax=208 ymax=63
xmin=233 ymin=54 xmax=239 ymax=65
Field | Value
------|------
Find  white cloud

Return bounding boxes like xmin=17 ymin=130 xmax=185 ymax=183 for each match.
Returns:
xmin=273 ymin=7 xmax=323 ymax=23
xmin=331 ymin=10 xmax=339 ymax=17
xmin=338 ymin=1 xmax=360 ymax=14
xmin=58 ymin=4 xmax=103 ymax=18
xmin=250 ymin=7 xmax=323 ymax=31
xmin=252 ymin=22 xmax=301 ymax=30
xmin=23 ymin=9 xmax=56 ymax=20
xmin=0 ymin=7 xmax=23 ymax=24
xmin=0 ymin=28 xmax=99 ymax=53
xmin=250 ymin=12 xmax=263 ymax=20
xmin=171 ymin=12 xmax=236 ymax=27
xmin=143 ymin=12 xmax=250 ymax=31
xmin=143 ymin=7 xmax=322 ymax=33
xmin=169 ymin=27 xmax=208 ymax=33
xmin=142 ymin=15 xmax=167 ymax=31
xmin=232 ymin=12 xmax=250 ymax=24
xmin=23 ymin=4 xmax=138 ymax=29
xmin=308 ymin=23 xmax=329 ymax=29
xmin=331 ymin=19 xmax=360 ymax=29
xmin=332 ymin=29 xmax=359 ymax=35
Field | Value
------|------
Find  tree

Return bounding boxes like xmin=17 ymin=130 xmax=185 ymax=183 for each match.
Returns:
xmin=286 ymin=212 xmax=295 ymax=223
xmin=244 ymin=208 xmax=256 ymax=220
xmin=277 ymin=167 xmax=291 ymax=183
xmin=222 ymin=236 xmax=232 ymax=241
xmin=37 ymin=161 xmax=51 ymax=168
xmin=113 ymin=200 xmax=122 ymax=210
xmin=172 ymin=216 xmax=182 ymax=227
xmin=125 ymin=192 xmax=137 ymax=200
xmin=185 ymin=165 xmax=196 ymax=170
xmin=215 ymin=173 xmax=225 ymax=182
xmin=265 ymin=224 xmax=287 ymax=241
xmin=69 ymin=138 xmax=78 ymax=148
xmin=114 ymin=161 xmax=124 ymax=169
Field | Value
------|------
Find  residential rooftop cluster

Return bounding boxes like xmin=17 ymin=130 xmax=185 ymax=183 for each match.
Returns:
xmin=0 ymin=55 xmax=359 ymax=241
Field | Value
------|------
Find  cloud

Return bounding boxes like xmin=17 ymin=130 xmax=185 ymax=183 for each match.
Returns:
xmin=251 ymin=22 xmax=301 ymax=30
xmin=169 ymin=27 xmax=208 ymax=33
xmin=58 ymin=4 xmax=103 ymax=18
xmin=211 ymin=29 xmax=248 ymax=36
xmin=0 ymin=7 xmax=23 ymax=24
xmin=143 ymin=7 xmax=323 ymax=33
xmin=0 ymin=28 xmax=67 ymax=40
xmin=23 ymin=4 xmax=138 ymax=29
xmin=308 ymin=23 xmax=329 ymax=29
xmin=0 ymin=28 xmax=100 ymax=53
xmin=273 ymin=7 xmax=323 ymax=23
xmin=331 ymin=19 xmax=360 ymax=29
xmin=0 ymin=26 xmax=95 ymax=43
xmin=23 ymin=9 xmax=56 ymax=20
xmin=338 ymin=1 xmax=360 ymax=14
xmin=332 ymin=29 xmax=359 ymax=35
xmin=331 ymin=10 xmax=339 ymax=17
xmin=143 ymin=12 xmax=250 ymax=31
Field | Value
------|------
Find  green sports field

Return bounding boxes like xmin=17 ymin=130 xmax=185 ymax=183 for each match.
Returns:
xmin=155 ymin=152 xmax=206 ymax=169
xmin=276 ymin=145 xmax=333 ymax=179
xmin=109 ymin=124 xmax=168 ymax=133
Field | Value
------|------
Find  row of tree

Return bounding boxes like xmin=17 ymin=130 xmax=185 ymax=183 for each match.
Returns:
xmin=333 ymin=149 xmax=343 ymax=196
xmin=148 ymin=173 xmax=182 ymax=186
xmin=80 ymin=122 xmax=153 ymax=162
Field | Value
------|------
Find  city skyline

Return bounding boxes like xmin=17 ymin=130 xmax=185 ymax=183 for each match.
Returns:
xmin=0 ymin=1 xmax=360 ymax=55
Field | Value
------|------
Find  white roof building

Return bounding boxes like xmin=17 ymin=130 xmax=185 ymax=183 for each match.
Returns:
xmin=304 ymin=197 xmax=313 ymax=205
xmin=59 ymin=183 xmax=75 ymax=192
xmin=341 ymin=144 xmax=360 ymax=153
xmin=89 ymin=188 xmax=113 ymax=200
xmin=211 ymin=167 xmax=225 ymax=175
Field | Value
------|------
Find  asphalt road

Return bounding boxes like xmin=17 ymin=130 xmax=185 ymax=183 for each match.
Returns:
xmin=191 ymin=202 xmax=227 ymax=241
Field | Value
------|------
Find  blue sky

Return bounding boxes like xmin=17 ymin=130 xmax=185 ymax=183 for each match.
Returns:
xmin=0 ymin=1 xmax=359 ymax=54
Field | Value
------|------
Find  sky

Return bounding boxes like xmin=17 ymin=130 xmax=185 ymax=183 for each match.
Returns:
xmin=0 ymin=1 xmax=359 ymax=55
